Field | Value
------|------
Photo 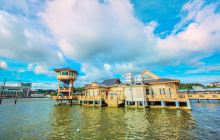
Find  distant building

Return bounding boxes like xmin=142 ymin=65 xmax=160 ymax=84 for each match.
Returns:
xmin=0 ymin=83 xmax=32 ymax=98
xmin=208 ymin=82 xmax=220 ymax=87
xmin=192 ymin=86 xmax=204 ymax=90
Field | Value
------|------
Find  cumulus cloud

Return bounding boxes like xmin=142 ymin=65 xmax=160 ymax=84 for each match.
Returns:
xmin=0 ymin=60 xmax=8 ymax=69
xmin=34 ymin=65 xmax=54 ymax=76
xmin=32 ymin=82 xmax=57 ymax=90
xmin=174 ymin=75 xmax=220 ymax=84
xmin=1 ymin=0 xmax=219 ymax=84
xmin=156 ymin=0 xmax=220 ymax=65
xmin=0 ymin=10 xmax=63 ymax=67
xmin=17 ymin=69 xmax=25 ymax=73
xmin=27 ymin=64 xmax=33 ymax=71
xmin=41 ymin=0 xmax=220 ymax=83
xmin=186 ymin=65 xmax=220 ymax=74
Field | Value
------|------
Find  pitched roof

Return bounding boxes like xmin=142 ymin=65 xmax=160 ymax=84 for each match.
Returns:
xmin=54 ymin=68 xmax=78 ymax=74
xmin=84 ymin=82 xmax=107 ymax=89
xmin=101 ymin=78 xmax=121 ymax=86
xmin=143 ymin=78 xmax=179 ymax=84
xmin=141 ymin=69 xmax=160 ymax=79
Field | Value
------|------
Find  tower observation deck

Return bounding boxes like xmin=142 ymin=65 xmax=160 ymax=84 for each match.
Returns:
xmin=54 ymin=68 xmax=78 ymax=97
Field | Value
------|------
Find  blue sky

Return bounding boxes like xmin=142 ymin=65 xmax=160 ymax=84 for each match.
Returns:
xmin=0 ymin=0 xmax=220 ymax=89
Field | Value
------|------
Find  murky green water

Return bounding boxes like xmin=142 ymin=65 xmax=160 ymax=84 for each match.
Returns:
xmin=0 ymin=98 xmax=220 ymax=140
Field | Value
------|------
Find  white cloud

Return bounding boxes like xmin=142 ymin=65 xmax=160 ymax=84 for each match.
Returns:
xmin=174 ymin=75 xmax=220 ymax=85
xmin=77 ymin=63 xmax=114 ymax=84
xmin=32 ymin=82 xmax=57 ymax=90
xmin=0 ymin=60 xmax=8 ymax=69
xmin=34 ymin=65 xmax=54 ymax=76
xmin=158 ymin=0 xmax=220 ymax=65
xmin=17 ymin=69 xmax=25 ymax=73
xmin=41 ymin=0 xmax=220 ymax=82
xmin=104 ymin=63 xmax=112 ymax=71
xmin=41 ymin=0 xmax=156 ymax=64
xmin=27 ymin=64 xmax=33 ymax=71
xmin=186 ymin=65 xmax=220 ymax=74
xmin=0 ymin=10 xmax=63 ymax=66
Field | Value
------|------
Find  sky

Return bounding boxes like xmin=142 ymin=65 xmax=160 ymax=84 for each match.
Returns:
xmin=0 ymin=0 xmax=220 ymax=89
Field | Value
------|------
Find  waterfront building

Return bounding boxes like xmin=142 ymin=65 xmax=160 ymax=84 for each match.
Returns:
xmin=52 ymin=68 xmax=79 ymax=103
xmin=51 ymin=68 xmax=191 ymax=109
xmin=124 ymin=70 xmax=191 ymax=109
xmin=0 ymin=83 xmax=32 ymax=98
xmin=54 ymin=68 xmax=78 ymax=97
xmin=208 ymin=82 xmax=220 ymax=87
xmin=80 ymin=78 xmax=122 ymax=106
xmin=106 ymin=84 xmax=125 ymax=107
xmin=80 ymin=82 xmax=108 ymax=106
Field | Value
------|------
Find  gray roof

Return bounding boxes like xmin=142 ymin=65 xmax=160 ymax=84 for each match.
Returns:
xmin=143 ymin=78 xmax=179 ymax=84
xmin=101 ymin=78 xmax=121 ymax=86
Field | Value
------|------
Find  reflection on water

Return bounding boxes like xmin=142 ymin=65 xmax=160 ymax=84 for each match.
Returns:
xmin=0 ymin=99 xmax=220 ymax=139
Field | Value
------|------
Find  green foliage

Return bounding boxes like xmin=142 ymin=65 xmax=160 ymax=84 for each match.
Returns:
xmin=179 ymin=83 xmax=205 ymax=90
xmin=73 ymin=87 xmax=85 ymax=93
xmin=36 ymin=89 xmax=56 ymax=95
xmin=179 ymin=83 xmax=218 ymax=90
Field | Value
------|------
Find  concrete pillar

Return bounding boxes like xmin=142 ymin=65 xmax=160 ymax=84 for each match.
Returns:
xmin=93 ymin=100 xmax=95 ymax=106
xmin=142 ymin=101 xmax=145 ymax=107
xmin=145 ymin=101 xmax=148 ymax=106
xmin=175 ymin=101 xmax=179 ymax=108
xmin=135 ymin=101 xmax=138 ymax=107
xmin=100 ymin=100 xmax=102 ymax=106
xmin=187 ymin=100 xmax=191 ymax=110
xmin=161 ymin=101 xmax=165 ymax=107
xmin=125 ymin=101 xmax=127 ymax=107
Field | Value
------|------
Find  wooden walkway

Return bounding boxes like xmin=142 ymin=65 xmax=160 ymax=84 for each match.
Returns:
xmin=180 ymin=91 xmax=220 ymax=100
xmin=187 ymin=93 xmax=220 ymax=100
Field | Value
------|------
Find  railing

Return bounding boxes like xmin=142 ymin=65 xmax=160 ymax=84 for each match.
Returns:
xmin=52 ymin=95 xmax=78 ymax=100
xmin=57 ymin=75 xmax=76 ymax=79
xmin=59 ymin=88 xmax=70 ymax=91
xmin=105 ymin=94 xmax=125 ymax=101
xmin=185 ymin=93 xmax=220 ymax=99
xmin=147 ymin=94 xmax=188 ymax=101
xmin=78 ymin=95 xmax=104 ymax=100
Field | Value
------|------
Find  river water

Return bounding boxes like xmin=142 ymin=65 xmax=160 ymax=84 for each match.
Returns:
xmin=0 ymin=98 xmax=219 ymax=140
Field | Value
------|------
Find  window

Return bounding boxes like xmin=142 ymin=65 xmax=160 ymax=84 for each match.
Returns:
xmin=146 ymin=89 xmax=149 ymax=95
xmin=62 ymin=72 xmax=68 ymax=76
xmin=163 ymin=88 xmax=165 ymax=94
xmin=151 ymin=89 xmax=154 ymax=95
xmin=169 ymin=88 xmax=171 ymax=94
xmin=159 ymin=88 xmax=162 ymax=94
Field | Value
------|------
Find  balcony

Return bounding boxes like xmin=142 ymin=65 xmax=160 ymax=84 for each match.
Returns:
xmin=57 ymin=75 xmax=76 ymax=80
xmin=52 ymin=95 xmax=78 ymax=100
xmin=147 ymin=94 xmax=188 ymax=101
xmin=78 ymin=95 xmax=104 ymax=101
xmin=186 ymin=93 xmax=220 ymax=99
xmin=59 ymin=87 xmax=70 ymax=92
